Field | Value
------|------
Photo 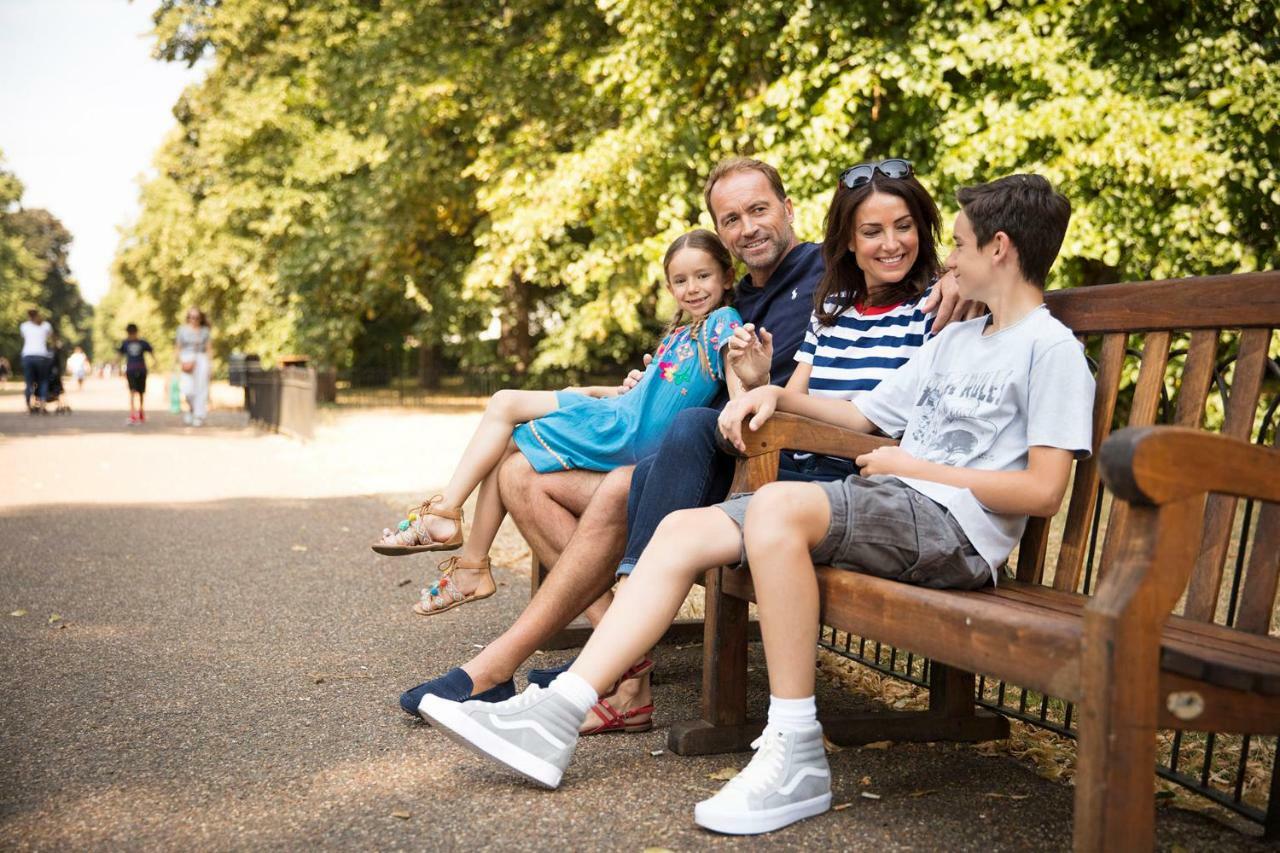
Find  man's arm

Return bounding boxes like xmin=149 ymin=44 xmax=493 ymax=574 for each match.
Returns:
xmin=857 ymin=445 xmax=1075 ymax=518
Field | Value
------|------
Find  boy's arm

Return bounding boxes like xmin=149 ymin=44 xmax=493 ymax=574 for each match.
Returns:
xmin=718 ymin=385 xmax=877 ymax=453
xmin=857 ymin=445 xmax=1076 ymax=518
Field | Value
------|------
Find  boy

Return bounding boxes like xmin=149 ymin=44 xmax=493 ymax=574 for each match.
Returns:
xmin=417 ymin=174 xmax=1096 ymax=835
xmin=117 ymin=323 xmax=157 ymax=425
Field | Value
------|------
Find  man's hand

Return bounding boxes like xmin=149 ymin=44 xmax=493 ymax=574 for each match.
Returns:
xmin=854 ymin=445 xmax=919 ymax=478
xmin=717 ymin=385 xmax=782 ymax=453
xmin=725 ymin=323 xmax=773 ymax=389
xmin=617 ymin=353 xmax=652 ymax=395
xmin=921 ymin=270 xmax=984 ymax=333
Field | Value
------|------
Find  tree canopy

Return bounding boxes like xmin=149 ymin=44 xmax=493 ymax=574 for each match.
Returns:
xmin=112 ymin=0 xmax=1279 ymax=378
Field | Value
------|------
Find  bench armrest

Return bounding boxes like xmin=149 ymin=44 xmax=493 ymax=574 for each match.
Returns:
xmin=1101 ymin=426 xmax=1280 ymax=506
xmin=718 ymin=412 xmax=897 ymax=461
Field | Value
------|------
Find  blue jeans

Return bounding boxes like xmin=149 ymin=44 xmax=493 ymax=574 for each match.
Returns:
xmin=616 ymin=406 xmax=857 ymax=575
xmin=22 ymin=355 xmax=52 ymax=405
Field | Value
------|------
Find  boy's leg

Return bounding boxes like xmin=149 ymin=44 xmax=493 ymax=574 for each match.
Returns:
xmin=569 ymin=506 xmax=741 ymax=694
xmin=737 ymin=482 xmax=832 ymax=699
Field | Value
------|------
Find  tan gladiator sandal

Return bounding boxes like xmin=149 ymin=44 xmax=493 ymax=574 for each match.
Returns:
xmin=371 ymin=495 xmax=464 ymax=556
xmin=413 ymin=555 xmax=496 ymax=615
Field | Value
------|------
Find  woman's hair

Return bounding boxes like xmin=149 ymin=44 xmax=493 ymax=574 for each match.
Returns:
xmin=659 ymin=229 xmax=736 ymax=377
xmin=187 ymin=307 xmax=208 ymax=327
xmin=813 ymin=174 xmax=941 ymax=326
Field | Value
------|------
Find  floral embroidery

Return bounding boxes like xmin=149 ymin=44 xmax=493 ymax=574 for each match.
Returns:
xmin=659 ymin=361 xmax=678 ymax=381
xmin=676 ymin=341 xmax=694 ymax=361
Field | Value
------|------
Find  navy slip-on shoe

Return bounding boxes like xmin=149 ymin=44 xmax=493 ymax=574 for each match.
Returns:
xmin=399 ymin=667 xmax=517 ymax=717
xmin=526 ymin=657 xmax=577 ymax=689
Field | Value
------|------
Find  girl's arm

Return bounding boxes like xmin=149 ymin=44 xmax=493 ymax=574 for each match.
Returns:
xmin=724 ymin=358 xmax=746 ymax=401
xmin=856 ymin=445 xmax=1076 ymax=518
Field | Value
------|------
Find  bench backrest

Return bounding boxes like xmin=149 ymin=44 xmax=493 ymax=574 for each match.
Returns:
xmin=1028 ymin=272 xmax=1280 ymax=633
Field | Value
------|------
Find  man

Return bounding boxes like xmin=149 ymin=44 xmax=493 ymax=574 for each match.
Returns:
xmin=400 ymin=158 xmax=968 ymax=721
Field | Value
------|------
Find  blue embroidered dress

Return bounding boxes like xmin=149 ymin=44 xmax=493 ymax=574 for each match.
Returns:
xmin=514 ymin=306 xmax=742 ymax=473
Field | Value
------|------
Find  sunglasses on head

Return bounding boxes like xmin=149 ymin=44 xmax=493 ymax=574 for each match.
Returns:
xmin=839 ymin=158 xmax=914 ymax=189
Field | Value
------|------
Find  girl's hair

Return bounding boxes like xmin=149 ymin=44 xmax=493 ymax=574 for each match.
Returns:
xmin=187 ymin=307 xmax=208 ymax=327
xmin=813 ymin=174 xmax=941 ymax=326
xmin=660 ymin=229 xmax=736 ymax=377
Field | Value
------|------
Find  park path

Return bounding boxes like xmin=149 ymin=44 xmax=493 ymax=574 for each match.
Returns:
xmin=0 ymin=379 xmax=1263 ymax=850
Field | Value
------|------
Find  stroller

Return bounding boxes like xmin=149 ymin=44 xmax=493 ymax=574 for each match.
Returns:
xmin=45 ymin=356 xmax=72 ymax=415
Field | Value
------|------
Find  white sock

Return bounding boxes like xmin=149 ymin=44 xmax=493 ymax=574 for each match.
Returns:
xmin=549 ymin=671 xmax=598 ymax=718
xmin=767 ymin=695 xmax=818 ymax=733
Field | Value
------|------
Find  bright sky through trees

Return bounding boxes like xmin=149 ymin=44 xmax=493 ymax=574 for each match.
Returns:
xmin=0 ymin=0 xmax=204 ymax=305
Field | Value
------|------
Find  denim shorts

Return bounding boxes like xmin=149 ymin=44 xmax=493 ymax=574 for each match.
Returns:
xmin=716 ymin=475 xmax=992 ymax=590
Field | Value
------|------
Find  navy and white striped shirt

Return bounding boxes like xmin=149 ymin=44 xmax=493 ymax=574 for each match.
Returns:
xmin=796 ymin=286 xmax=935 ymax=400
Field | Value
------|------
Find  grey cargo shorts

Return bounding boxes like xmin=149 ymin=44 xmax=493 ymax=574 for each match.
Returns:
xmin=715 ymin=474 xmax=992 ymax=590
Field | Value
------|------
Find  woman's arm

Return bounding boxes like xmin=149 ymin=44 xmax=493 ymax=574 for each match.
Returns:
xmin=718 ymin=385 xmax=878 ymax=453
xmin=856 ymin=445 xmax=1076 ymax=518
xmin=785 ymin=362 xmax=811 ymax=395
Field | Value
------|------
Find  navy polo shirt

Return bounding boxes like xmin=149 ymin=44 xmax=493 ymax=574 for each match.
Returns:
xmin=729 ymin=241 xmax=823 ymax=389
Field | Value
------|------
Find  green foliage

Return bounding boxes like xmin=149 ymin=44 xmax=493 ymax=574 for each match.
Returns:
xmin=116 ymin=0 xmax=1280 ymax=378
xmin=0 ymin=152 xmax=93 ymax=361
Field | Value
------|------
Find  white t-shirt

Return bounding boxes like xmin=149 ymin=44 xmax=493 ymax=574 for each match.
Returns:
xmin=20 ymin=321 xmax=53 ymax=357
xmin=854 ymin=305 xmax=1095 ymax=579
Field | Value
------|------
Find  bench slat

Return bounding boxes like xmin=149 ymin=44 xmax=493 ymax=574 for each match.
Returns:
xmin=1183 ymin=327 xmax=1273 ymax=622
xmin=1172 ymin=329 xmax=1219 ymax=428
xmin=1233 ymin=499 xmax=1280 ymax=636
xmin=1054 ymin=332 xmax=1127 ymax=591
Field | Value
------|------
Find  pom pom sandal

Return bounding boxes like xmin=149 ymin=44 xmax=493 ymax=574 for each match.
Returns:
xmin=413 ymin=555 xmax=495 ymax=616
xmin=371 ymin=496 xmax=464 ymax=555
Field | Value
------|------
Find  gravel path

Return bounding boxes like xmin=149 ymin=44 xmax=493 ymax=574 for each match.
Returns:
xmin=0 ymin=379 xmax=1265 ymax=850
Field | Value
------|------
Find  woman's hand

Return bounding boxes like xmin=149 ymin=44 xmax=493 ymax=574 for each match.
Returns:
xmin=921 ymin=270 xmax=985 ymax=332
xmin=854 ymin=445 xmax=919 ymax=477
xmin=718 ymin=385 xmax=782 ymax=453
xmin=725 ymin=324 xmax=773 ymax=389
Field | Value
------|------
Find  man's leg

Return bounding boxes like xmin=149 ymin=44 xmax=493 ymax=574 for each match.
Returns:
xmin=500 ymin=451 xmax=596 ymax=569
xmin=457 ymin=458 xmax=633 ymax=693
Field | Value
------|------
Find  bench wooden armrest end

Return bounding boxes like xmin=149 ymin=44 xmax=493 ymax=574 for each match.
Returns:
xmin=1100 ymin=426 xmax=1280 ymax=506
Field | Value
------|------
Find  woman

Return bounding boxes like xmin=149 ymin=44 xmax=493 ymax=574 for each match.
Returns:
xmin=19 ymin=308 xmax=54 ymax=414
xmin=175 ymin=307 xmax=213 ymax=426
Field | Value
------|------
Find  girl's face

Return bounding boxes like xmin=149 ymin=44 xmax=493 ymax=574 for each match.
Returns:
xmin=849 ymin=192 xmax=919 ymax=293
xmin=186 ymin=310 xmax=201 ymax=325
xmin=665 ymin=247 xmax=731 ymax=319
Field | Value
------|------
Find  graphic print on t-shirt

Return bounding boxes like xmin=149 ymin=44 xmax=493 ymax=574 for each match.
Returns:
xmin=910 ymin=368 xmax=1012 ymax=465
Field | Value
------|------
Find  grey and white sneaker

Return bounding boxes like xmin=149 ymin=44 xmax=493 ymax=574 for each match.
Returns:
xmin=418 ymin=685 xmax=582 ymax=789
xmin=694 ymin=723 xmax=831 ymax=835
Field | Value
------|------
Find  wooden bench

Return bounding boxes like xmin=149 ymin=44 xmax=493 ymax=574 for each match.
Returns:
xmin=668 ymin=271 xmax=1280 ymax=850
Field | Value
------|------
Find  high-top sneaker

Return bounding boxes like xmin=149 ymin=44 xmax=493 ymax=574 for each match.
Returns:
xmin=694 ymin=723 xmax=832 ymax=834
xmin=419 ymin=684 xmax=582 ymax=788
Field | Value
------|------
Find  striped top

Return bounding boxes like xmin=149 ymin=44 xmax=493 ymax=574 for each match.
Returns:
xmin=796 ymin=286 xmax=935 ymax=399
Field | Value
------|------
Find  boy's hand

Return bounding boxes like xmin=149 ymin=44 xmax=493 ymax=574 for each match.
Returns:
xmin=725 ymin=324 xmax=773 ymax=389
xmin=718 ymin=385 xmax=781 ymax=453
xmin=617 ymin=354 xmax=652 ymax=395
xmin=922 ymin=270 xmax=985 ymax=332
xmin=854 ymin=445 xmax=919 ymax=477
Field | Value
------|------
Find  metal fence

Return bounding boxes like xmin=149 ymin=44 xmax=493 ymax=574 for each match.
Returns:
xmin=245 ymin=365 xmax=317 ymax=440
xmin=819 ymin=346 xmax=1280 ymax=836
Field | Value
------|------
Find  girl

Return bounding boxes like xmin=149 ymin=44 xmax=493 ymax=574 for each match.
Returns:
xmin=176 ymin=307 xmax=213 ymax=427
xmin=373 ymin=229 xmax=744 ymax=616
xmin=417 ymin=161 xmax=962 ymax=833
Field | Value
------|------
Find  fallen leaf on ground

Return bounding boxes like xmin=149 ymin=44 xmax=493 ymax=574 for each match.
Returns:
xmin=391 ymin=810 xmax=411 ymax=820
xmin=707 ymin=767 xmax=739 ymax=781
xmin=832 ymin=802 xmax=853 ymax=811
xmin=909 ymin=789 xmax=939 ymax=798
xmin=397 ymin=578 xmax=412 ymax=587
xmin=649 ymin=749 xmax=664 ymax=757
xmin=892 ymin=698 xmax=911 ymax=709
xmin=822 ymin=735 xmax=844 ymax=753
xmin=860 ymin=792 xmax=881 ymax=800
xmin=984 ymin=792 xmax=1031 ymax=800
xmin=291 ymin=545 xmax=307 ymax=552
xmin=642 ymin=848 xmax=674 ymax=853
xmin=9 ymin=610 xmax=26 ymax=617
xmin=340 ymin=527 xmax=350 ymax=533
xmin=859 ymin=775 xmax=872 ymax=786
xmin=48 ymin=613 xmax=62 ymax=624
xmin=863 ymin=740 xmax=893 ymax=750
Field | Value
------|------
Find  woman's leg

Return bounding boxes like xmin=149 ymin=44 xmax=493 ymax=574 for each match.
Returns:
xmin=568 ymin=506 xmax=742 ymax=694
xmin=193 ymin=355 xmax=210 ymax=420
xmin=414 ymin=389 xmax=559 ymax=544
xmin=738 ymin=482 xmax=832 ymax=699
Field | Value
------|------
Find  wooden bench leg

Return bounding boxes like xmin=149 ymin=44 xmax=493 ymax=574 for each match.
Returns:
xmin=668 ymin=567 xmax=761 ymax=754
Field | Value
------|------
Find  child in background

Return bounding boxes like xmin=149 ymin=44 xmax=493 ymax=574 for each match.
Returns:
xmin=118 ymin=323 xmax=157 ymax=425
xmin=372 ymin=229 xmax=745 ymax=617
xmin=419 ymin=174 xmax=1096 ymax=836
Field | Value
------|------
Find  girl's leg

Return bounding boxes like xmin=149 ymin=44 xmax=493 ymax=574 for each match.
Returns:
xmin=437 ymin=443 xmax=518 ymax=599
xmin=738 ymin=482 xmax=832 ymax=699
xmin=415 ymin=389 xmax=559 ymax=544
xmin=568 ymin=506 xmax=742 ymax=695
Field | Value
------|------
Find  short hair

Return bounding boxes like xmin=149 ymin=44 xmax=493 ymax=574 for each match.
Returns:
xmin=27 ymin=308 xmax=39 ymax=320
xmin=125 ymin=323 xmax=138 ymax=334
xmin=956 ymin=174 xmax=1071 ymax=287
xmin=703 ymin=157 xmax=787 ymax=223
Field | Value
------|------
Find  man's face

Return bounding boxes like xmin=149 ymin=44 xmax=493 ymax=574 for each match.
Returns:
xmin=708 ymin=170 xmax=795 ymax=275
